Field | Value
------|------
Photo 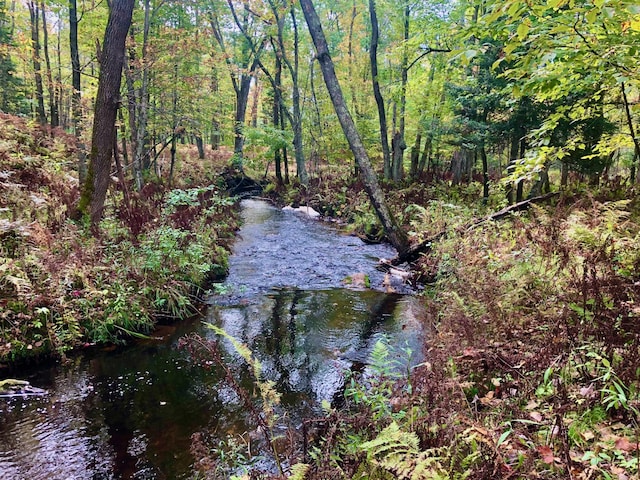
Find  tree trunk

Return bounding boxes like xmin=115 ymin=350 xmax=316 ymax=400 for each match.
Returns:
xmin=480 ymin=143 xmax=489 ymax=200
xmin=621 ymin=83 xmax=640 ymax=183
xmin=28 ymin=2 xmax=46 ymax=126
xmin=273 ymin=51 xmax=283 ymax=185
xmin=392 ymin=130 xmax=406 ymax=181
xmin=392 ymin=0 xmax=410 ymax=182
xmin=210 ymin=66 xmax=221 ymax=149
xmin=368 ymin=0 xmax=391 ymax=179
xmin=561 ymin=161 xmax=569 ymax=187
xmin=289 ymin=7 xmax=307 ymax=185
xmin=196 ymin=136 xmax=205 ymax=159
xmin=418 ymin=133 xmax=431 ymax=175
xmin=69 ymin=0 xmax=86 ymax=184
xmin=78 ymin=0 xmax=135 ymax=228
xmin=409 ymin=133 xmax=421 ymax=179
xmin=40 ymin=2 xmax=58 ymax=128
xmin=132 ymin=0 xmax=151 ymax=191
xmin=300 ymin=0 xmax=409 ymax=255
xmin=249 ymin=74 xmax=260 ymax=128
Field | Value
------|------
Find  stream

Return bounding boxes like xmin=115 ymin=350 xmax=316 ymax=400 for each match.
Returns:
xmin=0 ymin=199 xmax=425 ymax=479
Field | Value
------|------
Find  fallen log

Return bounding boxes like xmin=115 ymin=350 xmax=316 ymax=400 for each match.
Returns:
xmin=383 ymin=192 xmax=559 ymax=267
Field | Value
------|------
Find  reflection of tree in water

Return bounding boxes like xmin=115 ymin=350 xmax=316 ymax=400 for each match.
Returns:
xmin=251 ymin=289 xmax=403 ymax=404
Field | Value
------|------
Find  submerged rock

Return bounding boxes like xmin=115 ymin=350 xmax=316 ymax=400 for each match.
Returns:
xmin=0 ymin=378 xmax=47 ymax=397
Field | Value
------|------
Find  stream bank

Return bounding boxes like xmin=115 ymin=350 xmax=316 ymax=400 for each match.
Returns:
xmin=0 ymin=198 xmax=425 ymax=479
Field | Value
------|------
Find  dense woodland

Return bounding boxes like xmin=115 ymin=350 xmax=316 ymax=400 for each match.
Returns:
xmin=1 ymin=0 xmax=640 ymax=478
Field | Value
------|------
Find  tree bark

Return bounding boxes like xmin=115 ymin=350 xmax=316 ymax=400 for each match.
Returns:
xmin=69 ymin=0 xmax=86 ymax=184
xmin=621 ymin=82 xmax=640 ymax=183
xmin=78 ymin=0 xmax=135 ymax=228
xmin=40 ymin=1 xmax=58 ymax=128
xmin=480 ymin=142 xmax=489 ymax=200
xmin=368 ymin=0 xmax=391 ymax=179
xmin=288 ymin=7 xmax=308 ymax=185
xmin=132 ymin=0 xmax=151 ymax=191
xmin=28 ymin=1 xmax=46 ymax=126
xmin=300 ymin=0 xmax=409 ymax=255
xmin=392 ymin=0 xmax=410 ymax=182
xmin=273 ymin=50 xmax=283 ymax=184
xmin=409 ymin=132 xmax=421 ymax=179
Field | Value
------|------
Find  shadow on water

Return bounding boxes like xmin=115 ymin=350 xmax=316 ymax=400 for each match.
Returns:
xmin=0 ymin=199 xmax=425 ymax=479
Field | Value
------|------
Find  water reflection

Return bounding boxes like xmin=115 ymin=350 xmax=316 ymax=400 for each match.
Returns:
xmin=0 ymin=199 xmax=424 ymax=478
xmin=0 ymin=289 xmax=423 ymax=478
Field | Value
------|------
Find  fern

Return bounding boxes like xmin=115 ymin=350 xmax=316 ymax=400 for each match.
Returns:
xmin=360 ymin=422 xmax=449 ymax=480
xmin=288 ymin=463 xmax=310 ymax=480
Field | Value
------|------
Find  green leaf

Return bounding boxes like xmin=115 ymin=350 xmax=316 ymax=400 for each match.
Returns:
xmin=517 ymin=22 xmax=530 ymax=39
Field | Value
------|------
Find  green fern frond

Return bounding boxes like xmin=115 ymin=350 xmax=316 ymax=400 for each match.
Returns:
xmin=288 ymin=463 xmax=310 ymax=480
xmin=360 ymin=422 xmax=449 ymax=480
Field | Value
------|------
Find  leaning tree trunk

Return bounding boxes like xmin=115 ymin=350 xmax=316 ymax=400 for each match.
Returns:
xmin=368 ymin=0 xmax=391 ymax=180
xmin=78 ymin=0 xmax=135 ymax=228
xmin=300 ymin=0 xmax=409 ymax=255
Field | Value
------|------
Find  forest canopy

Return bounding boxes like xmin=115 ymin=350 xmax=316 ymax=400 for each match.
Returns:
xmin=0 ymin=0 xmax=636 ymax=201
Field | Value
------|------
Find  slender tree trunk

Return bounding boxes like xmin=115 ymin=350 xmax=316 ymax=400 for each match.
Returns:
xmin=40 ymin=2 xmax=58 ymax=128
xmin=28 ymin=2 xmax=46 ymax=126
xmin=69 ymin=0 xmax=86 ymax=184
xmin=289 ymin=7 xmax=307 ymax=185
xmin=196 ymin=136 xmax=205 ymax=159
xmin=169 ymin=62 xmax=178 ymax=185
xmin=280 ymin=101 xmax=289 ymax=184
xmin=210 ymin=66 xmax=221 ymax=149
xmin=250 ymin=74 xmax=260 ymax=128
xmin=117 ymin=107 xmax=128 ymax=169
xmin=56 ymin=22 xmax=64 ymax=128
xmin=123 ymin=41 xmax=138 ymax=168
xmin=392 ymin=0 xmax=410 ymax=182
xmin=273 ymin=52 xmax=283 ymax=185
xmin=234 ymin=74 xmax=252 ymax=162
xmin=133 ymin=0 xmax=151 ymax=190
xmin=368 ymin=0 xmax=391 ymax=179
xmin=516 ymin=136 xmax=526 ymax=202
xmin=347 ymin=0 xmax=358 ymax=116
xmin=300 ymin=0 xmax=409 ymax=255
xmin=309 ymin=58 xmax=322 ymax=137
xmin=621 ymin=82 xmax=640 ymax=183
xmin=78 ymin=0 xmax=135 ymax=228
xmin=113 ymin=121 xmax=130 ymax=214
xmin=480 ymin=143 xmax=489 ymax=200
xmin=409 ymin=133 xmax=421 ymax=179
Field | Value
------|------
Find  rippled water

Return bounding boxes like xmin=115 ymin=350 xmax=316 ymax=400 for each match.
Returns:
xmin=0 ymin=199 xmax=424 ymax=479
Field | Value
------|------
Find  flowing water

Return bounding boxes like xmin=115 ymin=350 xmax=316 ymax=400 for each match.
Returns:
xmin=0 ymin=199 xmax=425 ymax=479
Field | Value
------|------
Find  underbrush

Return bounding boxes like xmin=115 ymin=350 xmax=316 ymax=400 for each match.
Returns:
xmin=189 ymin=175 xmax=640 ymax=478
xmin=0 ymin=114 xmax=239 ymax=363
xmin=403 ymin=195 xmax=640 ymax=479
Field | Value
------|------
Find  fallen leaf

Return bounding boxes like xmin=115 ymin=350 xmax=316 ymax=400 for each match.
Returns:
xmin=580 ymin=430 xmax=595 ymax=441
xmin=615 ymin=437 xmax=638 ymax=452
xmin=529 ymin=412 xmax=543 ymax=422
xmin=537 ymin=445 xmax=555 ymax=464
xmin=579 ymin=384 xmax=597 ymax=398
xmin=525 ymin=400 xmax=540 ymax=410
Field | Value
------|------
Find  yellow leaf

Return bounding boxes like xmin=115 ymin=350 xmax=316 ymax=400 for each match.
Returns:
xmin=630 ymin=19 xmax=640 ymax=31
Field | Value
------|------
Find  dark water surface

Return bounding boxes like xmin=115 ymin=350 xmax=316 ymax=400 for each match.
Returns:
xmin=0 ymin=199 xmax=424 ymax=479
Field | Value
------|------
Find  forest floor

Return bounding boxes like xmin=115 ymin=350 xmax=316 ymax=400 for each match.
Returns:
xmin=0 ymin=113 xmax=239 ymax=366
xmin=1 ymin=115 xmax=639 ymax=478
xmin=253 ymin=167 xmax=640 ymax=479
